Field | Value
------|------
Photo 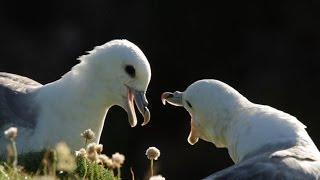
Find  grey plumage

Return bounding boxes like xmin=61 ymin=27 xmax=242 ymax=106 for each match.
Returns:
xmin=0 ymin=40 xmax=152 ymax=154
xmin=161 ymin=79 xmax=320 ymax=180
xmin=0 ymin=72 xmax=41 ymax=133
xmin=203 ymin=137 xmax=320 ymax=180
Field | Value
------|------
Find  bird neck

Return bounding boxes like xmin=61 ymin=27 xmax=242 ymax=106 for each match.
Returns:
xmin=34 ymin=66 xmax=115 ymax=149
xmin=224 ymin=104 xmax=313 ymax=164
xmin=200 ymin=94 xmax=253 ymax=148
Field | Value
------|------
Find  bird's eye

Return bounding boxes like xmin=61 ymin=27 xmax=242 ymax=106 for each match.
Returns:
xmin=186 ymin=100 xmax=192 ymax=108
xmin=125 ymin=65 xmax=136 ymax=78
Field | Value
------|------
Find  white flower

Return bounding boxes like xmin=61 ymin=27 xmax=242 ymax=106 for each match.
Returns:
xmin=149 ymin=175 xmax=166 ymax=180
xmin=112 ymin=152 xmax=125 ymax=168
xmin=99 ymin=154 xmax=114 ymax=169
xmin=86 ymin=143 xmax=98 ymax=162
xmin=75 ymin=148 xmax=87 ymax=158
xmin=81 ymin=129 xmax=95 ymax=140
xmin=96 ymin=144 xmax=103 ymax=154
xmin=55 ymin=142 xmax=76 ymax=172
xmin=4 ymin=127 xmax=18 ymax=140
xmin=146 ymin=147 xmax=160 ymax=160
xmin=86 ymin=142 xmax=97 ymax=154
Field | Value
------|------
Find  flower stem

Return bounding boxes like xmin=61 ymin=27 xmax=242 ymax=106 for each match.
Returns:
xmin=11 ymin=139 xmax=17 ymax=169
xmin=82 ymin=159 xmax=87 ymax=180
xmin=150 ymin=159 xmax=154 ymax=177
xmin=117 ymin=167 xmax=121 ymax=179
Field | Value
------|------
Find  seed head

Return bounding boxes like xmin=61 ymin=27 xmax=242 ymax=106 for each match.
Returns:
xmin=55 ymin=142 xmax=76 ymax=173
xmin=98 ymin=154 xmax=114 ymax=169
xmin=86 ymin=142 xmax=97 ymax=154
xmin=4 ymin=127 xmax=18 ymax=140
xmin=75 ymin=148 xmax=87 ymax=158
xmin=96 ymin=144 xmax=103 ymax=154
xmin=86 ymin=143 xmax=98 ymax=162
xmin=81 ymin=129 xmax=95 ymax=140
xmin=112 ymin=152 xmax=125 ymax=168
xmin=146 ymin=147 xmax=160 ymax=160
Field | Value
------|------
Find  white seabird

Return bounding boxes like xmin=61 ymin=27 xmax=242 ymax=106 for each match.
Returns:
xmin=161 ymin=79 xmax=320 ymax=179
xmin=0 ymin=39 xmax=151 ymax=154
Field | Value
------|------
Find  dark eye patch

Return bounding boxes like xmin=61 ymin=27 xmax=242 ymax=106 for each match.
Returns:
xmin=186 ymin=100 xmax=192 ymax=108
xmin=125 ymin=65 xmax=136 ymax=78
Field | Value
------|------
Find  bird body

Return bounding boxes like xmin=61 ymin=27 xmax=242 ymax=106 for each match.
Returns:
xmin=0 ymin=39 xmax=151 ymax=154
xmin=162 ymin=79 xmax=320 ymax=179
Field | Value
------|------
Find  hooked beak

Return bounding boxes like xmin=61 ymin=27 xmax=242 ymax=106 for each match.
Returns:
xmin=125 ymin=86 xmax=151 ymax=127
xmin=161 ymin=91 xmax=199 ymax=145
xmin=161 ymin=91 xmax=183 ymax=106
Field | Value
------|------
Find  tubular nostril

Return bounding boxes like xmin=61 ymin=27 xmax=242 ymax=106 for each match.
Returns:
xmin=167 ymin=94 xmax=174 ymax=98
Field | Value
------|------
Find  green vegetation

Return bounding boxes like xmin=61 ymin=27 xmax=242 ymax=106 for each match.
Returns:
xmin=0 ymin=128 xmax=164 ymax=180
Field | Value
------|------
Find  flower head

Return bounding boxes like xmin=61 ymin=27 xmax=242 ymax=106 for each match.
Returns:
xmin=99 ymin=154 xmax=114 ymax=169
xmin=75 ymin=148 xmax=87 ymax=158
xmin=146 ymin=147 xmax=160 ymax=160
xmin=4 ymin=127 xmax=18 ymax=140
xmin=96 ymin=144 xmax=103 ymax=154
xmin=86 ymin=142 xmax=97 ymax=154
xmin=55 ymin=142 xmax=76 ymax=172
xmin=149 ymin=175 xmax=165 ymax=180
xmin=112 ymin=152 xmax=125 ymax=168
xmin=81 ymin=129 xmax=95 ymax=140
xmin=86 ymin=143 xmax=98 ymax=162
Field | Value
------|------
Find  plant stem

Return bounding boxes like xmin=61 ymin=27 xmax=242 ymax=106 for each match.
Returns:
xmin=11 ymin=140 xmax=17 ymax=169
xmin=82 ymin=159 xmax=87 ymax=180
xmin=130 ymin=167 xmax=135 ymax=180
xmin=85 ymin=139 xmax=88 ymax=147
xmin=150 ymin=159 xmax=154 ymax=177
xmin=117 ymin=167 xmax=121 ymax=179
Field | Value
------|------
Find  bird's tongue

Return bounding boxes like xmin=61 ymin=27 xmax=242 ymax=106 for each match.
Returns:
xmin=127 ymin=89 xmax=137 ymax=127
xmin=188 ymin=119 xmax=199 ymax=145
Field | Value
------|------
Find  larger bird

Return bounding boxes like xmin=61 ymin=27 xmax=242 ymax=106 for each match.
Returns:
xmin=162 ymin=79 xmax=320 ymax=179
xmin=0 ymin=39 xmax=151 ymax=154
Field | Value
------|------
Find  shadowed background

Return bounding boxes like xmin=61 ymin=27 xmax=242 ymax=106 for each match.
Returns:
xmin=1 ymin=1 xmax=320 ymax=179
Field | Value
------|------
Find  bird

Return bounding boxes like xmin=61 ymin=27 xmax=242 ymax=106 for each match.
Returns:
xmin=0 ymin=39 xmax=151 ymax=155
xmin=161 ymin=79 xmax=320 ymax=179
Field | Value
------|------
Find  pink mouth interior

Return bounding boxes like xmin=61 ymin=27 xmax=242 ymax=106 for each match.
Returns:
xmin=188 ymin=120 xmax=199 ymax=145
xmin=127 ymin=88 xmax=137 ymax=127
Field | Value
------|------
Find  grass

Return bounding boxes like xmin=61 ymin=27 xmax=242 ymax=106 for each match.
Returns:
xmin=0 ymin=128 xmax=164 ymax=180
xmin=0 ymin=147 xmax=117 ymax=180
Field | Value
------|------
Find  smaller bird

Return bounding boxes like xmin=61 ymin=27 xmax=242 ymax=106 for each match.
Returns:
xmin=0 ymin=39 xmax=151 ymax=154
xmin=161 ymin=79 xmax=320 ymax=179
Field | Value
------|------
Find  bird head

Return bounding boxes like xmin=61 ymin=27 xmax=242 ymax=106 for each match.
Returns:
xmin=79 ymin=39 xmax=151 ymax=127
xmin=161 ymin=79 xmax=249 ymax=147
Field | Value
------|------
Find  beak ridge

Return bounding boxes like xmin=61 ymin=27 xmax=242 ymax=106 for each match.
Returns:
xmin=161 ymin=91 xmax=183 ymax=106
xmin=126 ymin=87 xmax=151 ymax=127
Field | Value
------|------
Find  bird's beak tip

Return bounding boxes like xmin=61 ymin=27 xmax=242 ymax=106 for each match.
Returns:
xmin=160 ymin=91 xmax=183 ymax=107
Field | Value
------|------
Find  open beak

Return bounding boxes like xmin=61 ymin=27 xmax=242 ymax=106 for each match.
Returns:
xmin=125 ymin=86 xmax=150 ymax=127
xmin=161 ymin=91 xmax=199 ymax=145
xmin=188 ymin=120 xmax=199 ymax=145
xmin=161 ymin=91 xmax=183 ymax=106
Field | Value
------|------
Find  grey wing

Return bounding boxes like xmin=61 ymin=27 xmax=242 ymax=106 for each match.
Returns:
xmin=0 ymin=72 xmax=42 ymax=131
xmin=203 ymin=153 xmax=320 ymax=180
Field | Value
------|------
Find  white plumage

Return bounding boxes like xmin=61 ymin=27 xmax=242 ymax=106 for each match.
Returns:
xmin=162 ymin=79 xmax=320 ymax=179
xmin=0 ymin=39 xmax=151 ymax=154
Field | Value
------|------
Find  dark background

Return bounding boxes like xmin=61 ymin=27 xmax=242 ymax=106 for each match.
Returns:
xmin=1 ymin=1 xmax=320 ymax=179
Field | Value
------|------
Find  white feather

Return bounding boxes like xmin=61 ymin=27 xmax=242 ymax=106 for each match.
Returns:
xmin=0 ymin=39 xmax=151 ymax=154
